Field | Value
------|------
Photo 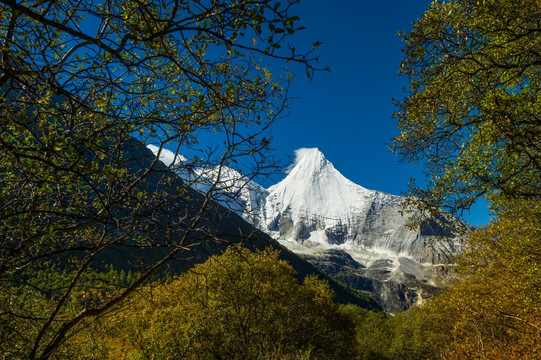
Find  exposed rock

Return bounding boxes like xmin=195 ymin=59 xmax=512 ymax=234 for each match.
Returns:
xmin=147 ymin=145 xmax=467 ymax=311
xmin=248 ymin=148 xmax=466 ymax=311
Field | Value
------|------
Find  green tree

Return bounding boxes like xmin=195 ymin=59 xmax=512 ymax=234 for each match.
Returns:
xmin=339 ymin=304 xmax=393 ymax=360
xmin=432 ymin=198 xmax=541 ymax=359
xmin=392 ymin=0 xmax=541 ymax=221
xmin=391 ymin=1 xmax=541 ymax=358
xmin=0 ymin=1 xmax=322 ymax=358
xmin=92 ymin=246 xmax=357 ymax=359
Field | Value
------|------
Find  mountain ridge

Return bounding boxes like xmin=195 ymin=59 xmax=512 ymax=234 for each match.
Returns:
xmin=148 ymin=144 xmax=466 ymax=311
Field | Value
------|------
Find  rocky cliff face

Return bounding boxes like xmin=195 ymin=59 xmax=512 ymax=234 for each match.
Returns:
xmin=147 ymin=145 xmax=466 ymax=312
xmin=116 ymin=141 xmax=381 ymax=310
xmin=248 ymin=148 xmax=465 ymax=312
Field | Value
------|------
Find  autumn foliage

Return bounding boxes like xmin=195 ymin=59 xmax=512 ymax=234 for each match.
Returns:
xmin=63 ymin=246 xmax=358 ymax=359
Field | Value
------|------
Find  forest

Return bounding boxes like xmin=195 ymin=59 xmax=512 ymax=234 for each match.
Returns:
xmin=1 ymin=0 xmax=540 ymax=359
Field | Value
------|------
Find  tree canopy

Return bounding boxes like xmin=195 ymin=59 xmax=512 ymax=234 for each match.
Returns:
xmin=0 ymin=1 xmax=322 ymax=358
xmin=390 ymin=1 xmax=541 ymax=358
xmin=88 ymin=246 xmax=357 ymax=360
xmin=392 ymin=0 xmax=541 ymax=220
xmin=438 ymin=197 xmax=541 ymax=359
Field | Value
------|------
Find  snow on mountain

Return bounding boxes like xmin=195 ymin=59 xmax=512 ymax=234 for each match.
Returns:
xmin=260 ymin=148 xmax=374 ymax=237
xmin=147 ymin=144 xmax=465 ymax=311
xmin=251 ymin=148 xmax=465 ymax=311
xmin=254 ymin=148 xmax=461 ymax=264
xmin=146 ymin=144 xmax=267 ymax=219
xmin=146 ymin=144 xmax=187 ymax=166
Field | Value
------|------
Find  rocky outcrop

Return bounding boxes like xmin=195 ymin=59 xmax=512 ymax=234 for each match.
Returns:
xmin=248 ymin=148 xmax=466 ymax=311
xmin=301 ymin=248 xmax=453 ymax=312
xmin=147 ymin=145 xmax=466 ymax=311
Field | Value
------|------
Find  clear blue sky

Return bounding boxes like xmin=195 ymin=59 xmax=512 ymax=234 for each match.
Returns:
xmin=263 ymin=0 xmax=491 ymax=226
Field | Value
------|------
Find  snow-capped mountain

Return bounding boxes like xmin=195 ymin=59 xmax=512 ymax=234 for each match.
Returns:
xmin=146 ymin=145 xmax=267 ymax=215
xmin=147 ymin=145 xmax=466 ymax=311
xmin=250 ymin=148 xmax=465 ymax=311
xmin=256 ymin=148 xmax=461 ymax=264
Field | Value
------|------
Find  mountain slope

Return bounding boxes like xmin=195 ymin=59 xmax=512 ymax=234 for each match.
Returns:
xmin=127 ymin=141 xmax=380 ymax=310
xmin=146 ymin=144 xmax=268 ymax=218
xmin=145 ymin=144 xmax=465 ymax=312
xmin=251 ymin=148 xmax=465 ymax=312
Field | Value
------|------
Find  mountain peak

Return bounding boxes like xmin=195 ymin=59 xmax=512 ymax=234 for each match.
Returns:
xmin=293 ymin=147 xmax=325 ymax=164
xmin=264 ymin=148 xmax=373 ymax=227
xmin=280 ymin=147 xmax=364 ymax=190
xmin=286 ymin=147 xmax=332 ymax=176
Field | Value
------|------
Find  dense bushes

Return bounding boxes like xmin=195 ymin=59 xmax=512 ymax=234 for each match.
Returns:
xmin=63 ymin=246 xmax=358 ymax=359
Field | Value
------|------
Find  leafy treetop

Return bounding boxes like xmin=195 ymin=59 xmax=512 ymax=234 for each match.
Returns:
xmin=392 ymin=0 xmax=541 ymax=221
xmin=0 ymin=1 xmax=323 ymax=358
